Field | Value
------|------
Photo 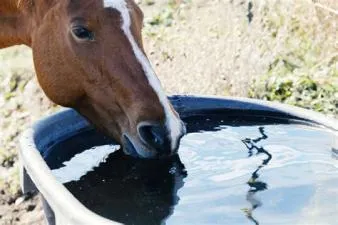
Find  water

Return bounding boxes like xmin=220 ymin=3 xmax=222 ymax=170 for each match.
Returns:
xmin=48 ymin=114 xmax=338 ymax=225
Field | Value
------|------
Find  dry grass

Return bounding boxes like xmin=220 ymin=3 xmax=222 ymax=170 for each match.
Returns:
xmin=247 ymin=0 xmax=337 ymax=116
xmin=141 ymin=0 xmax=337 ymax=96
xmin=0 ymin=46 xmax=57 ymax=192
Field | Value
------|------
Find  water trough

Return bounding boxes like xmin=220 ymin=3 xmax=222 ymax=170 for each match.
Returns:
xmin=19 ymin=95 xmax=338 ymax=225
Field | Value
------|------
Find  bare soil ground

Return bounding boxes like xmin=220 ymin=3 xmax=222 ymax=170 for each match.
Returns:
xmin=1 ymin=0 xmax=337 ymax=224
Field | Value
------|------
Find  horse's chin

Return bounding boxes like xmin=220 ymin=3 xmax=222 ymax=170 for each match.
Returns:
xmin=122 ymin=134 xmax=158 ymax=159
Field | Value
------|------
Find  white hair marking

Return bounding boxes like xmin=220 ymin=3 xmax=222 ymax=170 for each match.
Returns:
xmin=103 ymin=0 xmax=183 ymax=149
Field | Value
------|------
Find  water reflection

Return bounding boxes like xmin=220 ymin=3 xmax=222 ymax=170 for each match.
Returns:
xmin=241 ymin=127 xmax=272 ymax=225
xmin=65 ymin=151 xmax=187 ymax=225
xmin=332 ymin=148 xmax=338 ymax=160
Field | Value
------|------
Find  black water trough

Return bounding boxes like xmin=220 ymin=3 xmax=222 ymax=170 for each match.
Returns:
xmin=19 ymin=96 xmax=338 ymax=225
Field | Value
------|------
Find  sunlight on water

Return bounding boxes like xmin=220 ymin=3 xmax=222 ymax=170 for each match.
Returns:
xmin=52 ymin=145 xmax=120 ymax=183
xmin=169 ymin=124 xmax=338 ymax=225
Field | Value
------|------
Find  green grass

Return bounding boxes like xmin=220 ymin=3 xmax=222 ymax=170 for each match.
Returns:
xmin=250 ymin=75 xmax=337 ymax=116
xmin=143 ymin=0 xmax=191 ymax=37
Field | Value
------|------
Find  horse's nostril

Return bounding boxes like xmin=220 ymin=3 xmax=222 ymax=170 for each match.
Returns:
xmin=138 ymin=123 xmax=170 ymax=154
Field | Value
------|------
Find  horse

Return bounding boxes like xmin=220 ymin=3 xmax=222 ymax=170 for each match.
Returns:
xmin=0 ymin=0 xmax=186 ymax=158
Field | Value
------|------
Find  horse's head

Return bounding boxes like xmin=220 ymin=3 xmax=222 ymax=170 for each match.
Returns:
xmin=31 ymin=0 xmax=186 ymax=158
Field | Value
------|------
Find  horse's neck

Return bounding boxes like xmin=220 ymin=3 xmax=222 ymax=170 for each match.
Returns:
xmin=0 ymin=0 xmax=53 ymax=48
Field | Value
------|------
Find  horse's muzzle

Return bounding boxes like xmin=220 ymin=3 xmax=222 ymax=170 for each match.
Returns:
xmin=138 ymin=122 xmax=172 ymax=155
xmin=121 ymin=121 xmax=185 ymax=159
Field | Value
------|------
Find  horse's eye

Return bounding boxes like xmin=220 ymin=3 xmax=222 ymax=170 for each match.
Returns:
xmin=72 ymin=26 xmax=94 ymax=41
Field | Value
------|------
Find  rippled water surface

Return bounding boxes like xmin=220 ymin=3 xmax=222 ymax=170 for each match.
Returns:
xmin=48 ymin=115 xmax=338 ymax=225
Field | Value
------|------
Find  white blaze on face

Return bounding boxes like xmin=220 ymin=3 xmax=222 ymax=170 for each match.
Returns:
xmin=103 ymin=0 xmax=183 ymax=149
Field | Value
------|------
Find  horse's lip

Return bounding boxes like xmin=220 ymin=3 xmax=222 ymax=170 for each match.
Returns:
xmin=122 ymin=134 xmax=167 ymax=159
xmin=122 ymin=134 xmax=139 ymax=158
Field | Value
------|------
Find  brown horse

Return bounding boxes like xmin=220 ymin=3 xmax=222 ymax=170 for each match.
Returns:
xmin=0 ymin=0 xmax=186 ymax=158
